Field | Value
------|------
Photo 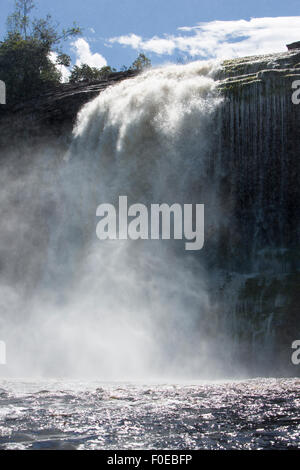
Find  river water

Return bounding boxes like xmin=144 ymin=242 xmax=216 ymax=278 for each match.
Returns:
xmin=0 ymin=378 xmax=299 ymax=450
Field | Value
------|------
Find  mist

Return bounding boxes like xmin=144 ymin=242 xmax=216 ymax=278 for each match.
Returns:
xmin=0 ymin=61 xmax=240 ymax=380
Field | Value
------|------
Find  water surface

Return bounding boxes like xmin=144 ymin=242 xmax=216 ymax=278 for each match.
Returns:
xmin=0 ymin=378 xmax=299 ymax=450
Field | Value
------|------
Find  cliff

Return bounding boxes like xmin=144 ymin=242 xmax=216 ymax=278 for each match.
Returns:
xmin=215 ymin=50 xmax=300 ymax=375
xmin=0 ymin=70 xmax=138 ymax=151
xmin=1 ymin=50 xmax=300 ymax=147
xmin=0 ymin=51 xmax=299 ymax=376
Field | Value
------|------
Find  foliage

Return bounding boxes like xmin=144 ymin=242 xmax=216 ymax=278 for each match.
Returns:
xmin=130 ymin=53 xmax=151 ymax=71
xmin=69 ymin=53 xmax=152 ymax=84
xmin=0 ymin=33 xmax=60 ymax=102
xmin=6 ymin=0 xmax=35 ymax=39
xmin=0 ymin=1 xmax=153 ymax=104
xmin=0 ymin=0 xmax=81 ymax=104
xmin=69 ymin=64 xmax=116 ymax=83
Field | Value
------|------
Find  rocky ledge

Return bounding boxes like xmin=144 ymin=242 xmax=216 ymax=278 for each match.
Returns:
xmin=0 ymin=70 xmax=138 ymax=150
xmin=1 ymin=50 xmax=300 ymax=150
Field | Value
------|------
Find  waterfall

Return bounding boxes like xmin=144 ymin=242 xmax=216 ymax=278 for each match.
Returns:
xmin=0 ymin=57 xmax=298 ymax=379
xmin=0 ymin=61 xmax=236 ymax=379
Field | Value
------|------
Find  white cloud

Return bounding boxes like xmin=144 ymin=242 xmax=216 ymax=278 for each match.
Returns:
xmin=110 ymin=33 xmax=142 ymax=49
xmin=49 ymin=38 xmax=108 ymax=84
xmin=72 ymin=38 xmax=107 ymax=68
xmin=49 ymin=51 xmax=70 ymax=83
xmin=109 ymin=17 xmax=300 ymax=59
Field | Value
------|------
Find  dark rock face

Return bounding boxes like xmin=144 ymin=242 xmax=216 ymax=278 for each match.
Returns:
xmin=0 ymin=70 xmax=138 ymax=151
xmin=287 ymin=41 xmax=300 ymax=50
xmin=218 ymin=70 xmax=300 ymax=273
xmin=0 ymin=53 xmax=299 ymax=377
xmin=214 ymin=51 xmax=300 ymax=375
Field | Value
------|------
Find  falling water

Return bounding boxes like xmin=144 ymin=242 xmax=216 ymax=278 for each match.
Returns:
xmin=0 ymin=58 xmax=299 ymax=380
xmin=0 ymin=61 xmax=235 ymax=380
xmin=0 ymin=58 xmax=299 ymax=450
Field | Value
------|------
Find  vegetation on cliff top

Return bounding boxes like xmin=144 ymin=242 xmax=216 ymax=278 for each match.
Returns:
xmin=0 ymin=0 xmax=151 ymax=105
xmin=69 ymin=53 xmax=151 ymax=83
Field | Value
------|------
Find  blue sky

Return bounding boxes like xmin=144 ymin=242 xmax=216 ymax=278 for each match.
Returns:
xmin=1 ymin=0 xmax=300 ymax=74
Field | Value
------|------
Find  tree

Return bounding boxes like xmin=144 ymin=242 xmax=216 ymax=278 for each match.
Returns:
xmin=7 ymin=0 xmax=35 ymax=39
xmin=7 ymin=1 xmax=81 ymax=46
xmin=0 ymin=34 xmax=61 ymax=102
xmin=131 ymin=53 xmax=151 ymax=71
xmin=56 ymin=53 xmax=71 ymax=67
xmin=69 ymin=64 xmax=116 ymax=83
xmin=31 ymin=16 xmax=81 ymax=49
xmin=0 ymin=0 xmax=81 ymax=104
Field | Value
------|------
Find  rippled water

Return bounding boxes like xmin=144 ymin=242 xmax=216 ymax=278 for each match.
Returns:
xmin=0 ymin=378 xmax=299 ymax=450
